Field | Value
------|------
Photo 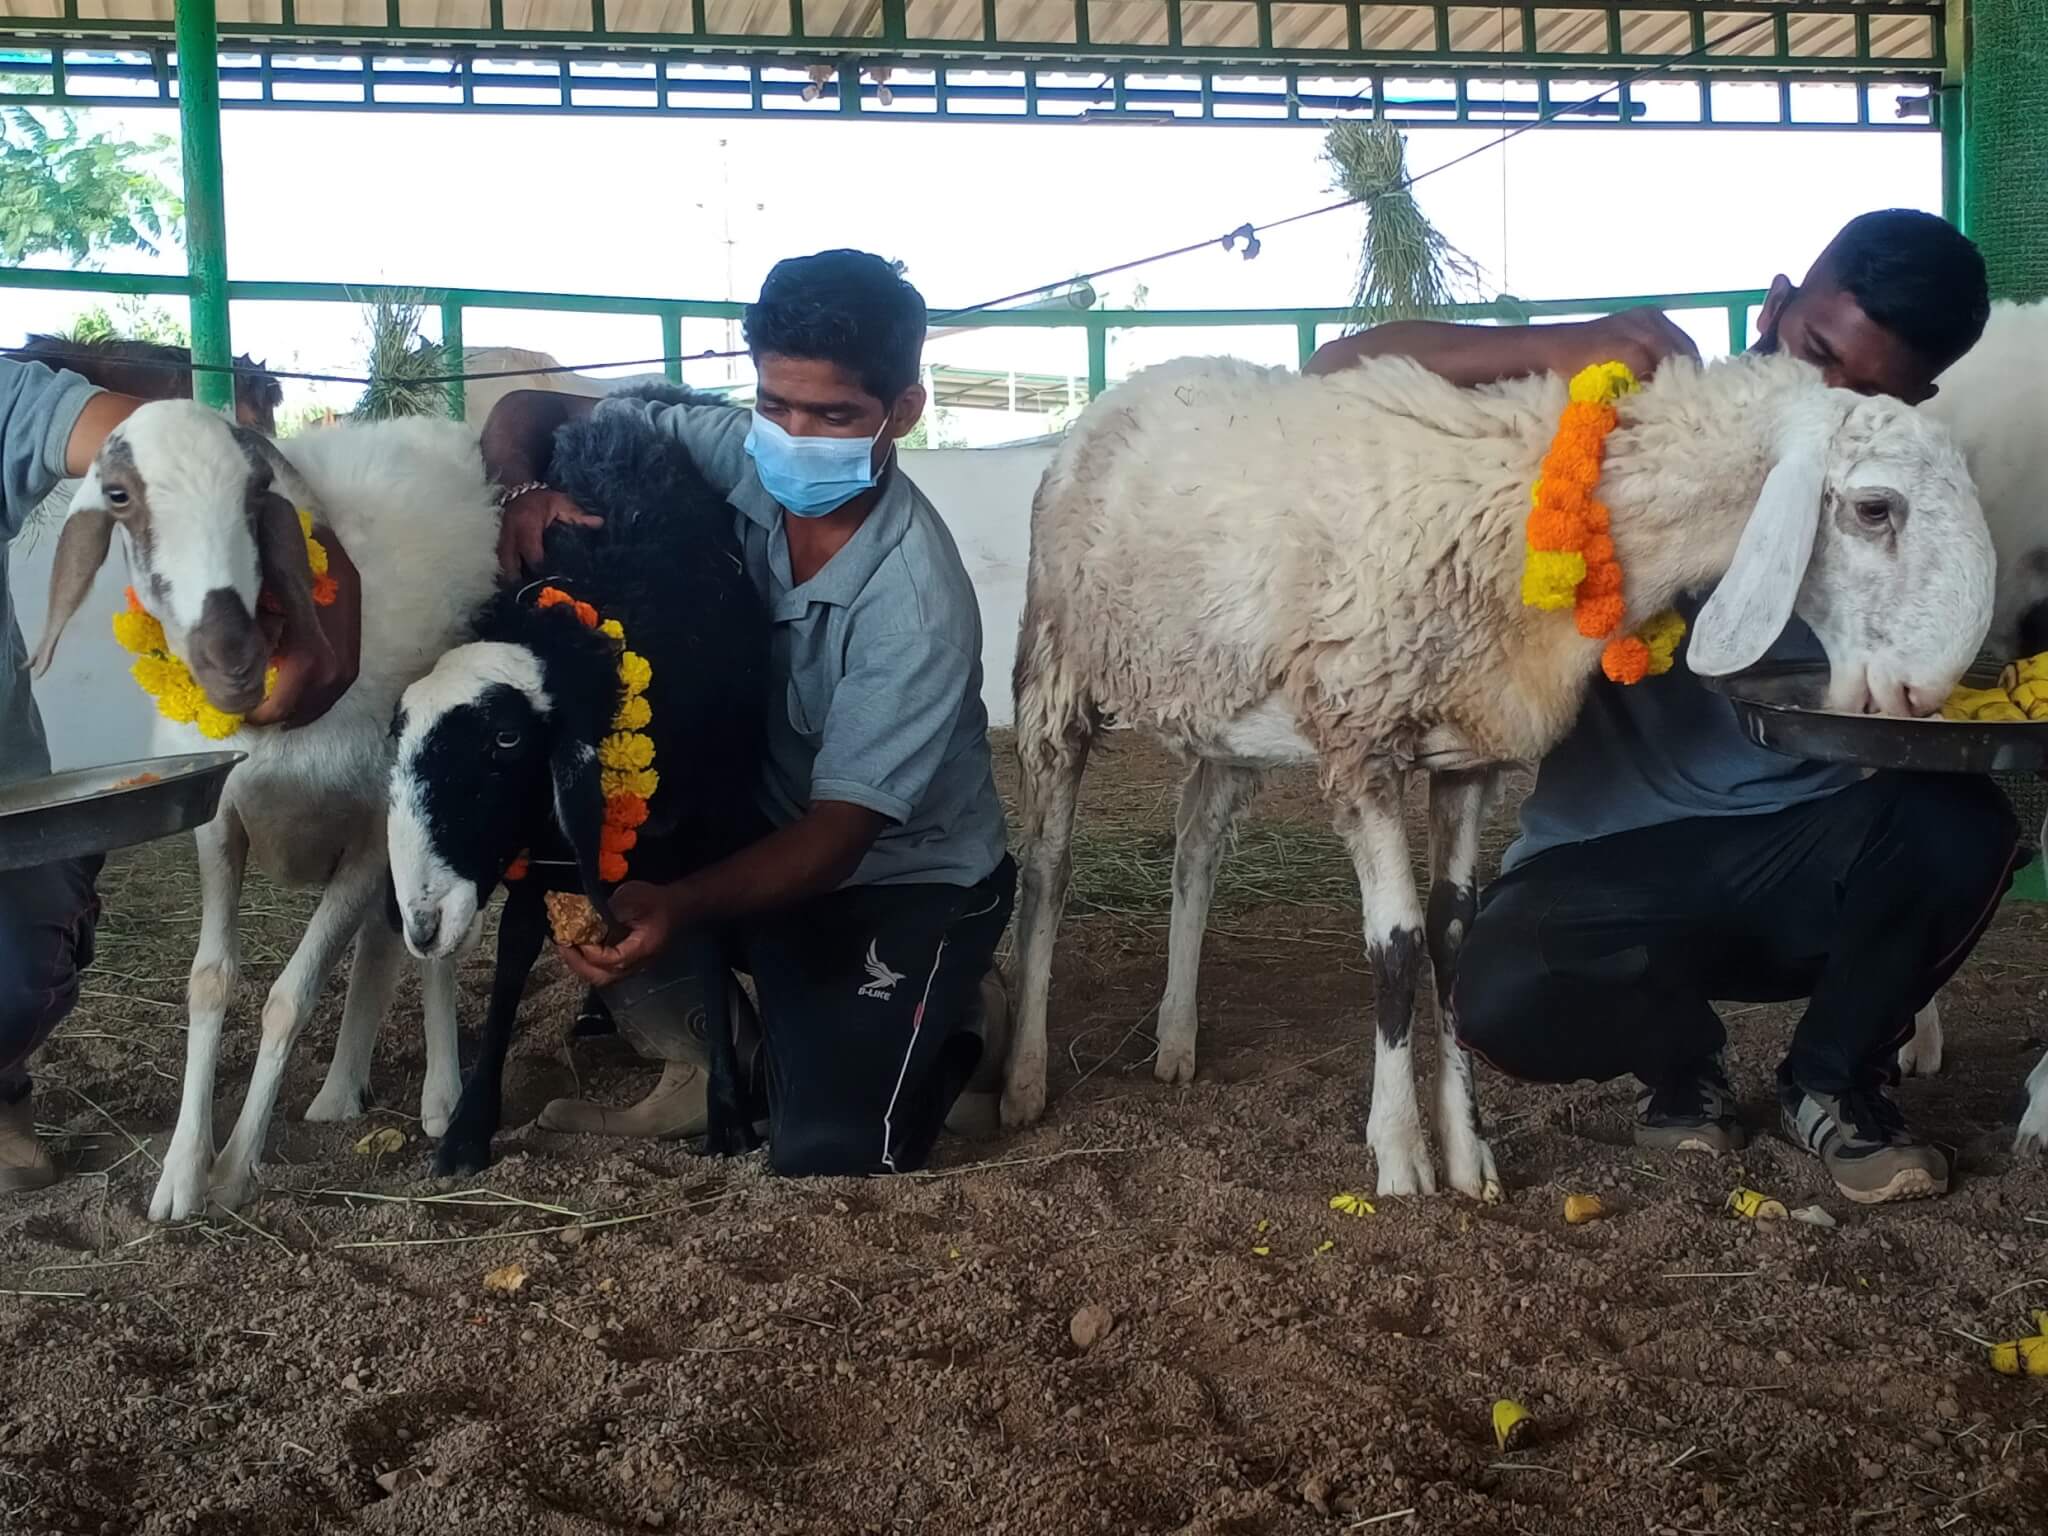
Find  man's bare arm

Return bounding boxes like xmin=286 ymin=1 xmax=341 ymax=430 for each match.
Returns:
xmin=1305 ymin=310 xmax=1702 ymax=387
xmin=478 ymin=389 xmax=605 ymax=576
xmin=64 ymin=391 xmax=143 ymax=476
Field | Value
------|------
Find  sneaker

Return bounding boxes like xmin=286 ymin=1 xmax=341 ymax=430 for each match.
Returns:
xmin=1634 ymin=1057 xmax=1748 ymax=1156
xmin=943 ymin=973 xmax=1010 ymax=1142
xmin=0 ymin=1093 xmax=58 ymax=1195
xmin=1779 ymin=1080 xmax=1950 ymax=1204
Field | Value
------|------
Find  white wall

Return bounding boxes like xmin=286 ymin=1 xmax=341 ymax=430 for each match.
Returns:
xmin=9 ymin=441 xmax=1052 ymax=773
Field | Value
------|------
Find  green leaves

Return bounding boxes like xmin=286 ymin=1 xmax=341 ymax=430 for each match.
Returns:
xmin=0 ymin=104 xmax=183 ymax=266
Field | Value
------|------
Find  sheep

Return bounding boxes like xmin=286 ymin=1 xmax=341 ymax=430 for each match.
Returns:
xmin=1003 ymin=349 xmax=1994 ymax=1199
xmin=1895 ymin=300 xmax=2048 ymax=1151
xmin=386 ymin=389 xmax=769 ymax=1176
xmin=30 ymin=401 xmax=501 ymax=1219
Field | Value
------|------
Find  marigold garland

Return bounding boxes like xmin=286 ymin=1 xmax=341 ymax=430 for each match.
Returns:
xmin=506 ymin=587 xmax=656 ymax=887
xmin=110 ymin=510 xmax=337 ymax=740
xmin=1519 ymin=361 xmax=1687 ymax=686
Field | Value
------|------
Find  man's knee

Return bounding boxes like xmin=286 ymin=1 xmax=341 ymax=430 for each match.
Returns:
xmin=0 ymin=860 xmax=101 ymax=1076
xmin=1448 ymin=898 xmax=1550 ymax=1079
xmin=1874 ymin=774 xmax=2021 ymax=906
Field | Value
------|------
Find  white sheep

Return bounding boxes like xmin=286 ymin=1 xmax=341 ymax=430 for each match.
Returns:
xmin=30 ymin=401 xmax=501 ymax=1219
xmin=1003 ymin=350 xmax=1993 ymax=1199
xmin=1896 ymin=299 xmax=2048 ymax=1150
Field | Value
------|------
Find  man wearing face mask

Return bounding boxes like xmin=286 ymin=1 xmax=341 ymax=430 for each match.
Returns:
xmin=482 ymin=249 xmax=1012 ymax=1176
xmin=1308 ymin=209 xmax=2019 ymax=1204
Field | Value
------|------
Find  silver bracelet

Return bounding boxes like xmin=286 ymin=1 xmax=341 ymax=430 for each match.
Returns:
xmin=496 ymin=479 xmax=547 ymax=508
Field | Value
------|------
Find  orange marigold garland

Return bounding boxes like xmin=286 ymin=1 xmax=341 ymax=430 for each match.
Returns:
xmin=505 ymin=587 xmax=655 ymax=887
xmin=1519 ymin=361 xmax=1686 ymax=685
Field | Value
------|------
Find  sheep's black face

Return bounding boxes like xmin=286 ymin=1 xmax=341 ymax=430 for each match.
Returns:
xmin=388 ymin=648 xmax=556 ymax=960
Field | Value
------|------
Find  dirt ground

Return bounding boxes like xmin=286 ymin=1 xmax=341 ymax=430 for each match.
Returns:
xmin=5 ymin=732 xmax=2047 ymax=1536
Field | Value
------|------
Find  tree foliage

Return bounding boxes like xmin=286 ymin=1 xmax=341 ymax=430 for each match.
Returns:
xmin=61 ymin=299 xmax=190 ymax=348
xmin=0 ymin=104 xmax=183 ymax=266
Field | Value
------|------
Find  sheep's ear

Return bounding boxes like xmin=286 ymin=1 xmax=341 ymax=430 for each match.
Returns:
xmin=550 ymin=737 xmax=616 ymax=931
xmin=1687 ymin=414 xmax=1833 ymax=678
xmin=29 ymin=507 xmax=115 ymax=675
xmin=253 ymin=488 xmax=333 ymax=674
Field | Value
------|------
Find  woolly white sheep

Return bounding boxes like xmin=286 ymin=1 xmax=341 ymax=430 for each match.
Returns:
xmin=31 ymin=401 xmax=501 ymax=1219
xmin=1003 ymin=350 xmax=1994 ymax=1199
xmin=1897 ymin=299 xmax=2048 ymax=1151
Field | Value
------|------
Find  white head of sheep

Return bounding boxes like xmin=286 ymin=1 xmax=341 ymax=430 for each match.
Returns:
xmin=1660 ymin=384 xmax=1990 ymax=717
xmin=30 ymin=399 xmax=329 ymax=714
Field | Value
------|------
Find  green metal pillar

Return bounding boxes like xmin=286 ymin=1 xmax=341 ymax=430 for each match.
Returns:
xmin=1963 ymin=0 xmax=2048 ymax=300
xmin=175 ymin=0 xmax=234 ymax=412
xmin=1941 ymin=0 xmax=1969 ymax=232
xmin=440 ymin=298 xmax=465 ymax=420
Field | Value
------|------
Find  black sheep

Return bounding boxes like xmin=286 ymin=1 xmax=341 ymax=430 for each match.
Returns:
xmin=385 ymin=387 xmax=769 ymax=1175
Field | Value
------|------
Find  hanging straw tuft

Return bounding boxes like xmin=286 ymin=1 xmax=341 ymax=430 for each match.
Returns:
xmin=1323 ymin=118 xmax=1485 ymax=327
xmin=350 ymin=291 xmax=449 ymax=421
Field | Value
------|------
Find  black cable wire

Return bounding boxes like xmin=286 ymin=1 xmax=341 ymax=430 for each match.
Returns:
xmin=11 ymin=16 xmax=1773 ymax=392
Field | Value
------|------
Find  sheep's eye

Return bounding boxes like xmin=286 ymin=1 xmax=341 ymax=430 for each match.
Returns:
xmin=105 ymin=486 xmax=130 ymax=509
xmin=494 ymin=731 xmax=522 ymax=751
xmin=1855 ymin=497 xmax=1895 ymax=528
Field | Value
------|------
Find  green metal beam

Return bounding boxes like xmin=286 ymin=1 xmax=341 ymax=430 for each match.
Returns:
xmin=173 ymin=0 xmax=233 ymax=413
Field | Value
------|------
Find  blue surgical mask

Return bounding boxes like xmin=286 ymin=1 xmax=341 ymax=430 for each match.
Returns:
xmin=744 ymin=410 xmax=892 ymax=518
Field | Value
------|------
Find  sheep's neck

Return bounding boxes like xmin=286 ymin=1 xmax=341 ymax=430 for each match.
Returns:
xmin=1599 ymin=367 xmax=1804 ymax=623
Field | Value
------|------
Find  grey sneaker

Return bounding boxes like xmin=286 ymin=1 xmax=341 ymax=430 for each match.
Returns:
xmin=1779 ymin=1080 xmax=1949 ymax=1204
xmin=1634 ymin=1056 xmax=1748 ymax=1156
xmin=943 ymin=973 xmax=1009 ymax=1142
xmin=0 ymin=1092 xmax=57 ymax=1195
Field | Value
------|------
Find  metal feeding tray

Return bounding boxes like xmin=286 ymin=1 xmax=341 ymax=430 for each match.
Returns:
xmin=1705 ymin=661 xmax=2048 ymax=776
xmin=0 ymin=753 xmax=244 ymax=874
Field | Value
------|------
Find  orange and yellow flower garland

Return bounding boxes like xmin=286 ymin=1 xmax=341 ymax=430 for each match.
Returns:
xmin=1519 ymin=361 xmax=1686 ymax=685
xmin=504 ymin=586 xmax=657 ymax=886
xmin=109 ymin=509 xmax=338 ymax=740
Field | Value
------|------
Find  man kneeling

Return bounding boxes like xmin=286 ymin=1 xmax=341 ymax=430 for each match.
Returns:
xmin=487 ymin=251 xmax=1012 ymax=1176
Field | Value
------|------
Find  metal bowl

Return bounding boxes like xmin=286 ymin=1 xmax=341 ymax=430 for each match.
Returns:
xmin=1703 ymin=661 xmax=2048 ymax=775
xmin=0 ymin=753 xmax=244 ymax=873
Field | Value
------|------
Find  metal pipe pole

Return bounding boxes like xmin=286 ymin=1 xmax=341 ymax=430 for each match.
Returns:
xmin=175 ymin=0 xmax=234 ymax=412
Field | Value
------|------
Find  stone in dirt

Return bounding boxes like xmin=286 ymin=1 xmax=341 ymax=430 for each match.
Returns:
xmin=1070 ymin=1304 xmax=1115 ymax=1352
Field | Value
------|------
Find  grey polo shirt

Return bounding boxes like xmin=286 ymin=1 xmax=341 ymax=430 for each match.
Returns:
xmin=1 ymin=359 xmax=100 ymax=787
xmin=603 ymin=396 xmax=1009 ymax=890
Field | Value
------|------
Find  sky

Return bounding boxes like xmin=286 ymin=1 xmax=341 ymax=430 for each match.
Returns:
xmin=0 ymin=86 xmax=1942 ymax=430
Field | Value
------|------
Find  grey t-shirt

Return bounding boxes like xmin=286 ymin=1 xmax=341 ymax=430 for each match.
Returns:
xmin=1 ymin=359 xmax=100 ymax=787
xmin=602 ymin=396 xmax=1009 ymax=890
xmin=1505 ymin=590 xmax=1861 ymax=870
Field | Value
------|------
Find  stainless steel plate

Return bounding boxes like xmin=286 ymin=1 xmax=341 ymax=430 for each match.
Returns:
xmin=0 ymin=753 xmax=243 ymax=873
xmin=1703 ymin=662 xmax=2048 ymax=775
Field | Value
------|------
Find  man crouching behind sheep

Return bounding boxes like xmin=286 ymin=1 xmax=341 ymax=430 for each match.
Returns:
xmin=484 ymin=250 xmax=1014 ymax=1176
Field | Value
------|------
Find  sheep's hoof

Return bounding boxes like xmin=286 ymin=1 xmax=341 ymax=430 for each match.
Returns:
xmin=1153 ymin=1038 xmax=1197 ymax=1086
xmin=1445 ymin=1136 xmax=1503 ymax=1204
xmin=149 ymin=1144 xmax=214 ymax=1223
xmin=1368 ymin=1125 xmax=1438 ymax=1198
xmin=1000 ymin=1075 xmax=1046 ymax=1131
xmin=2017 ymin=1107 xmax=2048 ymax=1157
xmin=700 ymin=1118 xmax=763 ymax=1159
xmin=303 ymin=1081 xmax=371 ymax=1124
xmin=1897 ymin=1033 xmax=1943 ymax=1078
xmin=208 ymin=1163 xmax=261 ymax=1215
xmin=433 ymin=1133 xmax=494 ymax=1178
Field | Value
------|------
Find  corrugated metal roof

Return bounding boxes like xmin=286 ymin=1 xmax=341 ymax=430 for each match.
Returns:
xmin=0 ymin=1 xmax=1945 ymax=69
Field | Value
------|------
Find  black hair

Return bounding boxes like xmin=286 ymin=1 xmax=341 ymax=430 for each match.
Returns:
xmin=1807 ymin=210 xmax=1990 ymax=370
xmin=743 ymin=249 xmax=927 ymax=404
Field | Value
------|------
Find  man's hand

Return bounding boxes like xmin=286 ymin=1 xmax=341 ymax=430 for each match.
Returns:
xmin=497 ymin=486 xmax=603 ymax=580
xmin=245 ymin=524 xmax=362 ymax=730
xmin=558 ymin=881 xmax=678 ymax=986
xmin=1542 ymin=310 xmax=1701 ymax=383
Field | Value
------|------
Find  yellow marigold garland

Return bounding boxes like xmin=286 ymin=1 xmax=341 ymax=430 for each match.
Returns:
xmin=109 ymin=511 xmax=336 ymax=740
xmin=1520 ymin=361 xmax=1686 ymax=685
xmin=505 ymin=587 xmax=657 ymax=886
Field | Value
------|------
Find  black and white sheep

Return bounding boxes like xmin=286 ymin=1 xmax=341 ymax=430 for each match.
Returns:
xmin=386 ymin=388 xmax=770 ymax=1176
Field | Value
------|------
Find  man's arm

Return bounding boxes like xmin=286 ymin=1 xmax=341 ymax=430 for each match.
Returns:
xmin=1305 ymin=309 xmax=1702 ymax=387
xmin=64 ymin=390 xmax=142 ymax=477
xmin=558 ymin=803 xmax=885 ymax=984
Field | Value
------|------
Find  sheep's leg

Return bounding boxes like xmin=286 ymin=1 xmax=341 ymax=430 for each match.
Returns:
xmin=150 ymin=811 xmax=249 ymax=1223
xmin=1002 ymin=734 xmax=1090 ymax=1129
xmin=2016 ymin=1048 xmax=2048 ymax=1155
xmin=436 ymin=881 xmax=548 ymax=1177
xmin=1425 ymin=770 xmax=1503 ymax=1203
xmin=1898 ymin=999 xmax=1944 ymax=1078
xmin=1337 ymin=786 xmax=1435 ymax=1197
xmin=1156 ymin=760 xmax=1261 ymax=1085
xmin=208 ymin=839 xmax=383 ymax=1212
xmin=416 ymin=957 xmax=462 ymax=1138
xmin=303 ymin=911 xmax=403 ymax=1126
